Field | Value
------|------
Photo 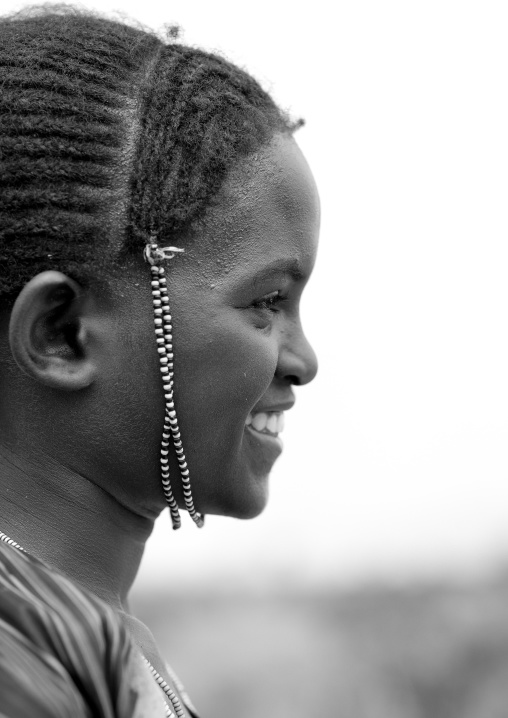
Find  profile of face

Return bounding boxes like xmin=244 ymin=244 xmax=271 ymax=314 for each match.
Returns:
xmin=156 ymin=134 xmax=320 ymax=519
xmin=5 ymin=133 xmax=319 ymax=525
xmin=163 ymin=135 xmax=319 ymax=519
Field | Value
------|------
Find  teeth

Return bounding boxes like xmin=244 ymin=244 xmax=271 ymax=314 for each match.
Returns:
xmin=267 ymin=414 xmax=277 ymax=433
xmin=277 ymin=413 xmax=285 ymax=433
xmin=246 ymin=411 xmax=285 ymax=436
xmin=252 ymin=413 xmax=267 ymax=432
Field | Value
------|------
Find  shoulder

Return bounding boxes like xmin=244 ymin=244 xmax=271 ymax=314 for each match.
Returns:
xmin=0 ymin=542 xmax=166 ymax=718
xmin=0 ymin=539 xmax=123 ymax=668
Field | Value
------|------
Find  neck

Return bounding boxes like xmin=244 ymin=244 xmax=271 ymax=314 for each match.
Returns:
xmin=0 ymin=441 xmax=155 ymax=611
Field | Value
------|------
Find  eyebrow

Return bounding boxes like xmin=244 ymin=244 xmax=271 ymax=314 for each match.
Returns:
xmin=250 ymin=258 xmax=305 ymax=286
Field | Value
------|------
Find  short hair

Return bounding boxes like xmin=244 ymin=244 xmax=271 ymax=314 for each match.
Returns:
xmin=0 ymin=7 xmax=299 ymax=307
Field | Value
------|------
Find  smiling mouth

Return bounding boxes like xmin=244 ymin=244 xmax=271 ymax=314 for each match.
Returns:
xmin=245 ymin=411 xmax=285 ymax=437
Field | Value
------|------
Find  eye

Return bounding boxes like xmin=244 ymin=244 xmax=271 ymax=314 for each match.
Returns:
xmin=251 ymin=290 xmax=283 ymax=313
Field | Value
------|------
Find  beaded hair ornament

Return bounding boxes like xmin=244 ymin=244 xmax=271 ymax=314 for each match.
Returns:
xmin=144 ymin=241 xmax=204 ymax=530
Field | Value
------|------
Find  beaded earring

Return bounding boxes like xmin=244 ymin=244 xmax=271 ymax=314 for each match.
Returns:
xmin=144 ymin=241 xmax=205 ymax=530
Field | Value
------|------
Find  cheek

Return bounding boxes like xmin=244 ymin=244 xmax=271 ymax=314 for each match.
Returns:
xmin=103 ymin=302 xmax=164 ymax=481
xmin=170 ymin=319 xmax=277 ymax=516
xmin=173 ymin=318 xmax=277 ymax=443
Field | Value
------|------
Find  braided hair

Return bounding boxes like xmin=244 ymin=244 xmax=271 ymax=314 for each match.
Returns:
xmin=0 ymin=7 xmax=298 ymax=307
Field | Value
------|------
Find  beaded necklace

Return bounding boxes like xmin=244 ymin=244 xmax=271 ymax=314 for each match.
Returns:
xmin=0 ymin=531 xmax=186 ymax=718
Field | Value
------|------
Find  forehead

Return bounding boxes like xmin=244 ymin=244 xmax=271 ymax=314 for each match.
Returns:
xmin=182 ymin=134 xmax=320 ymax=282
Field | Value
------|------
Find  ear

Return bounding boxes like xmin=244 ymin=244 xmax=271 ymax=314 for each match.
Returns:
xmin=8 ymin=271 xmax=97 ymax=390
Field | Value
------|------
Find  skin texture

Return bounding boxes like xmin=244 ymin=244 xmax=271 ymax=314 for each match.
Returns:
xmin=0 ymin=134 xmax=319 ymax=616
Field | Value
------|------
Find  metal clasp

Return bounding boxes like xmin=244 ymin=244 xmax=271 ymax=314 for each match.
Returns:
xmin=144 ymin=243 xmax=185 ymax=265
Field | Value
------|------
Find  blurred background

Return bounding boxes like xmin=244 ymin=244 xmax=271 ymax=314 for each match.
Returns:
xmin=5 ymin=0 xmax=508 ymax=715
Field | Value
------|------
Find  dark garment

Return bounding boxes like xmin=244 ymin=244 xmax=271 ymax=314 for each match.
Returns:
xmin=0 ymin=541 xmax=170 ymax=717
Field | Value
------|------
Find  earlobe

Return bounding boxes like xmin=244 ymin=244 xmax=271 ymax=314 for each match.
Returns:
xmin=8 ymin=271 xmax=97 ymax=390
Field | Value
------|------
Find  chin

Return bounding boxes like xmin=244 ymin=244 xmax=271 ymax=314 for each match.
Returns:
xmin=203 ymin=472 xmax=271 ymax=520
xmin=230 ymin=496 xmax=268 ymax=520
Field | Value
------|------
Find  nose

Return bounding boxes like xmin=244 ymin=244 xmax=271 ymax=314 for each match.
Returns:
xmin=276 ymin=319 xmax=318 ymax=386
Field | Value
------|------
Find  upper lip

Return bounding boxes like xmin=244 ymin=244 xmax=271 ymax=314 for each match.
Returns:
xmin=250 ymin=400 xmax=295 ymax=414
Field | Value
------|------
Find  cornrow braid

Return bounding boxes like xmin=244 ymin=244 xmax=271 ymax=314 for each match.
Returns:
xmin=0 ymin=10 xmax=158 ymax=304
xmin=127 ymin=44 xmax=290 ymax=247
xmin=0 ymin=7 xmax=297 ymax=307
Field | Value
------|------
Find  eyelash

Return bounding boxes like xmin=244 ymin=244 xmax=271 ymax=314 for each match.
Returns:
xmin=251 ymin=291 xmax=283 ymax=313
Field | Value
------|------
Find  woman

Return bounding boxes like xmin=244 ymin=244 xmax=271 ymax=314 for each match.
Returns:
xmin=0 ymin=7 xmax=319 ymax=717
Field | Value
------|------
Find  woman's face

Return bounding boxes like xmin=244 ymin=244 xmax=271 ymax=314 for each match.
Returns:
xmin=94 ymin=134 xmax=319 ymax=521
xmin=166 ymin=134 xmax=320 ymax=518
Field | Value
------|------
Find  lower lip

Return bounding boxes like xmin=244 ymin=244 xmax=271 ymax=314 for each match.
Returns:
xmin=245 ymin=425 xmax=283 ymax=455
